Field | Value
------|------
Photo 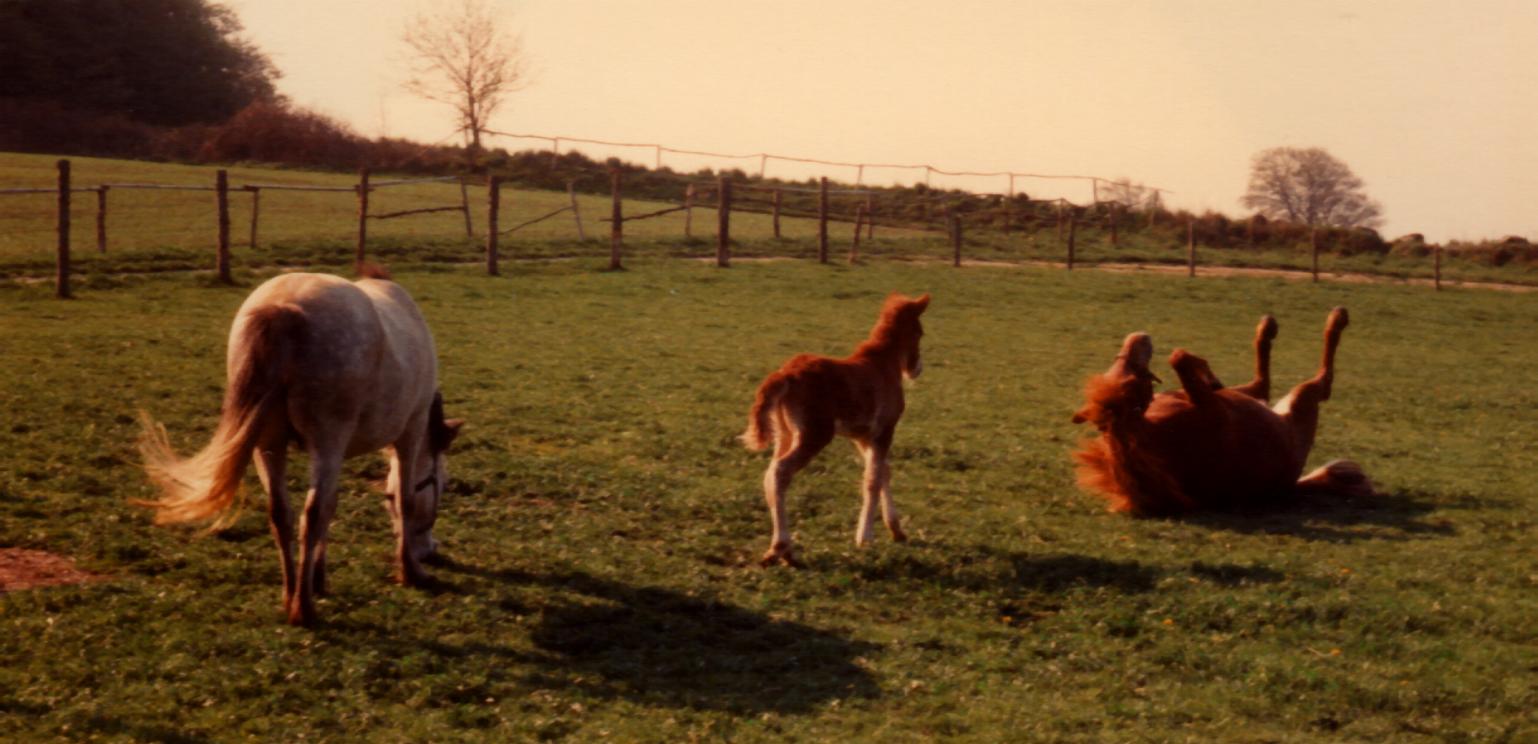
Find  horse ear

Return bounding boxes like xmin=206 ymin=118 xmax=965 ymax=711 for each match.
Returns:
xmin=1071 ymin=409 xmax=1089 ymax=425
xmin=442 ymin=419 xmax=465 ymax=448
xmin=912 ymin=294 xmax=931 ymax=312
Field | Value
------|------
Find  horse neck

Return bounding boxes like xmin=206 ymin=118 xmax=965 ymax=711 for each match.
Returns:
xmin=851 ymin=334 xmax=907 ymax=374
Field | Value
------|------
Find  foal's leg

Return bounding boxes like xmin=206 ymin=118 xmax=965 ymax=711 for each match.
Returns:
xmin=762 ymin=413 xmax=833 ymax=567
xmin=873 ymin=427 xmax=905 ymax=543
xmin=1274 ymin=307 xmax=1349 ymax=458
xmin=1231 ymin=314 xmax=1279 ymax=401
xmin=253 ymin=445 xmax=295 ymax=610
xmin=291 ymin=447 xmax=343 ymax=627
xmin=853 ymin=438 xmax=880 ymax=546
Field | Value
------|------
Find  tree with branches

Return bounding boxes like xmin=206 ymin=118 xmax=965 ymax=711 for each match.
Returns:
xmin=1097 ymin=177 xmax=1154 ymax=209
xmin=401 ymin=0 xmax=529 ymax=155
xmin=1241 ymin=147 xmax=1382 ymax=229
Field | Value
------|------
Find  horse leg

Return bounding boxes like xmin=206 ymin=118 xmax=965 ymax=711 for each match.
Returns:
xmin=290 ymin=448 xmax=342 ymax=627
xmin=853 ymin=439 xmax=880 ymax=546
xmin=1231 ymin=315 xmax=1279 ymax=401
xmin=761 ymin=415 xmax=833 ymax=568
xmin=873 ymin=427 xmax=904 ymax=543
xmin=1274 ymin=307 xmax=1349 ymax=458
xmin=1170 ymin=349 xmax=1221 ymax=406
xmin=253 ymin=445 xmax=295 ymax=611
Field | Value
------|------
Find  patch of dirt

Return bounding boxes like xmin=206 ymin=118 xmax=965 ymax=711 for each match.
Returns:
xmin=0 ymin=548 xmax=105 ymax=592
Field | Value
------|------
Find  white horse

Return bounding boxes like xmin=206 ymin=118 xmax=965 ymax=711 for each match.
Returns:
xmin=138 ymin=266 xmax=462 ymax=626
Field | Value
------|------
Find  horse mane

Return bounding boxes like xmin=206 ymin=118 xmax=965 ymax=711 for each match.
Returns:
xmin=863 ymin=293 xmax=928 ymax=349
xmin=356 ymin=262 xmax=393 ymax=281
xmin=1072 ymin=372 xmax=1193 ymax=515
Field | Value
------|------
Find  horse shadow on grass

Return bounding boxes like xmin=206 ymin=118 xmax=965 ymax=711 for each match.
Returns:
xmin=422 ymin=561 xmax=882 ymax=715
xmin=1183 ymin=488 xmax=1464 ymax=543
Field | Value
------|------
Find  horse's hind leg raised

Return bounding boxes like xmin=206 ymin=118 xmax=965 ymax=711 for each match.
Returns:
xmin=1231 ymin=314 xmax=1278 ymax=401
xmin=1274 ymin=307 xmax=1349 ymax=458
xmin=761 ymin=412 xmax=832 ymax=568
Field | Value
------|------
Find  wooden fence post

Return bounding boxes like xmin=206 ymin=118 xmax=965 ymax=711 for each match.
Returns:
xmin=772 ymin=188 xmax=782 ymax=239
xmin=683 ymin=184 xmax=695 ymax=239
xmin=850 ymin=203 xmax=865 ymax=264
xmin=1056 ymin=201 xmax=1066 ymax=243
xmin=818 ymin=177 xmax=829 ymax=263
xmin=567 ymin=180 xmax=586 ymax=240
xmin=717 ymin=177 xmax=731 ymax=268
xmin=459 ymin=177 xmax=474 ymax=238
xmin=355 ymin=167 xmax=369 ymax=269
xmin=1434 ymin=245 xmax=1442 ymax=291
xmin=609 ymin=168 xmax=623 ymax=270
xmin=1108 ymin=203 xmax=1119 ymax=246
xmin=1187 ymin=219 xmax=1196 ymax=278
xmin=486 ymin=175 xmax=501 ymax=276
xmin=248 ymin=187 xmax=261 ymax=249
xmin=1247 ymin=214 xmax=1257 ymax=248
xmin=1066 ymin=210 xmax=1076 ymax=270
xmin=950 ymin=211 xmax=963 ymax=267
xmin=215 ymin=169 xmax=232 ymax=284
xmin=55 ymin=159 xmax=70 ymax=299
xmin=1310 ymin=226 xmax=1319 ymax=283
xmin=95 ymin=186 xmax=108 ymax=254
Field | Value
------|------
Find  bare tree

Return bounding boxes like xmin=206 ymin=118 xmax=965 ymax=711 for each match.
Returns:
xmin=402 ymin=0 xmax=528 ymax=155
xmin=1097 ymin=177 xmax=1153 ymax=209
xmin=1241 ymin=147 xmax=1382 ymax=229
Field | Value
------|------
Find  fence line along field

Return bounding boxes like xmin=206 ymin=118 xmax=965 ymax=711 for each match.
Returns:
xmin=2 ymin=256 xmax=1536 ymax=740
xmin=3 ymin=152 xmax=1536 ymax=290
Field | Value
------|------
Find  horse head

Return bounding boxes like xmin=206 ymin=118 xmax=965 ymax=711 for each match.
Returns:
xmin=881 ymin=292 xmax=931 ymax=380
xmin=1072 ymin=331 xmax=1160 ymax=431
xmin=406 ymin=391 xmax=464 ymax=560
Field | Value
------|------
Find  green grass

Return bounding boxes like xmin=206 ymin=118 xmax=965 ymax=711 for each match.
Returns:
xmin=3 ymin=257 xmax=1537 ymax=741
xmin=3 ymin=152 xmax=1533 ymax=289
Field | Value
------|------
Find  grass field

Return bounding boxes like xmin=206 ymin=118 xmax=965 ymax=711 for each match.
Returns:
xmin=3 ymin=152 xmax=1534 ymax=288
xmin=3 ymin=256 xmax=1537 ymax=741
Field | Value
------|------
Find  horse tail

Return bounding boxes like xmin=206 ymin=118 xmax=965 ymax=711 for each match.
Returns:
xmin=1294 ymin=459 xmax=1374 ymax=500
xmin=740 ymin=372 xmax=790 ymax=452
xmin=137 ymin=304 xmax=301 ymax=531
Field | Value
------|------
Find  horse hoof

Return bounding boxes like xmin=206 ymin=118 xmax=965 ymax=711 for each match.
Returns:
xmin=1327 ymin=307 xmax=1349 ymax=331
xmin=760 ymin=546 xmax=802 ymax=568
xmin=1257 ymin=315 xmax=1278 ymax=340
xmin=891 ymin=529 xmax=908 ymax=543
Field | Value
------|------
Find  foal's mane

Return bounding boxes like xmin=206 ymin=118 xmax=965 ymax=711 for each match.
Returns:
xmin=864 ymin=293 xmax=926 ymax=348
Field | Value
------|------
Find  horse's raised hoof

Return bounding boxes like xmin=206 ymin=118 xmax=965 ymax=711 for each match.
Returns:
xmin=1257 ymin=315 xmax=1278 ymax=341
xmin=1326 ymin=307 xmax=1349 ymax=333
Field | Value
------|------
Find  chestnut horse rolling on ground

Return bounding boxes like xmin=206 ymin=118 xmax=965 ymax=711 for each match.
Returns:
xmin=137 ymin=266 xmax=462 ymax=626
xmin=742 ymin=293 xmax=931 ymax=567
xmin=1071 ymin=307 xmax=1372 ymax=516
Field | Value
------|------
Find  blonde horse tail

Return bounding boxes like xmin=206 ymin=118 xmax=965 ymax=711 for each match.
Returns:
xmin=137 ymin=304 xmax=300 ymax=531
xmin=1295 ymin=459 xmax=1375 ymax=500
xmin=740 ymin=373 xmax=789 ymax=452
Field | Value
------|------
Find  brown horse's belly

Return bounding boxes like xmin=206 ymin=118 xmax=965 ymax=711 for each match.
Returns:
xmin=1143 ymin=393 xmax=1302 ymax=509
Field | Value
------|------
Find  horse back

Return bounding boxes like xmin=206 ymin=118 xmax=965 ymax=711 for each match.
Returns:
xmin=773 ymin=353 xmax=902 ymax=434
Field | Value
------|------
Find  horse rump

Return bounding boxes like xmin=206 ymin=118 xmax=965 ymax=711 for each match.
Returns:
xmin=136 ymin=303 xmax=301 ymax=531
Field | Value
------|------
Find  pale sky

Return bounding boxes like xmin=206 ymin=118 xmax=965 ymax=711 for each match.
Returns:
xmin=226 ymin=0 xmax=1538 ymax=243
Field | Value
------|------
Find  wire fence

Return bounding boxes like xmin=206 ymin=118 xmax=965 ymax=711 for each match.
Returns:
xmin=3 ymin=158 xmax=1526 ymax=298
xmin=482 ymin=129 xmax=1172 ymax=204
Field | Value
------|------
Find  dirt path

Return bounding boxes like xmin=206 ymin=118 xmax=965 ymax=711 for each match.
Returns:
xmin=963 ymin=258 xmax=1538 ymax=293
